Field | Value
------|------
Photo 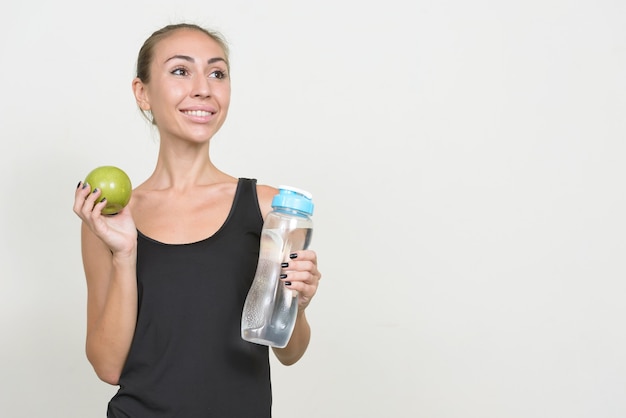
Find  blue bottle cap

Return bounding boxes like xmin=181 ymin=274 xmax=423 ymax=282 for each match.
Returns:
xmin=272 ymin=185 xmax=314 ymax=215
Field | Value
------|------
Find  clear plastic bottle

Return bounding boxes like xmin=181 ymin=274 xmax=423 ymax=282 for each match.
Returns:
xmin=241 ymin=185 xmax=314 ymax=348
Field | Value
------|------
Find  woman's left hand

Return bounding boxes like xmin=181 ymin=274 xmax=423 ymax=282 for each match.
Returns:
xmin=280 ymin=250 xmax=321 ymax=311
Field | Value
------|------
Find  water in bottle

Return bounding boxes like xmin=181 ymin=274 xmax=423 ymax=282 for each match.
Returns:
xmin=241 ymin=186 xmax=314 ymax=348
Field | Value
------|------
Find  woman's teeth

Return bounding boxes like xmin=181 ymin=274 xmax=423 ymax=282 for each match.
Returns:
xmin=183 ymin=110 xmax=211 ymax=116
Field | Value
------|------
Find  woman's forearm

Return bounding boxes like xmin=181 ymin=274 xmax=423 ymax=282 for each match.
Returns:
xmin=272 ymin=310 xmax=311 ymax=366
xmin=86 ymin=253 xmax=138 ymax=385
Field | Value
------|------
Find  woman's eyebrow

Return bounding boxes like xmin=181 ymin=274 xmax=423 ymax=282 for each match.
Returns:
xmin=164 ymin=55 xmax=227 ymax=66
xmin=207 ymin=57 xmax=227 ymax=66
xmin=165 ymin=54 xmax=194 ymax=63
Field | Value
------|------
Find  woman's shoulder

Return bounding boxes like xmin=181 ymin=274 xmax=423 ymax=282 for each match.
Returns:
xmin=255 ymin=182 xmax=279 ymax=198
xmin=253 ymin=182 xmax=279 ymax=218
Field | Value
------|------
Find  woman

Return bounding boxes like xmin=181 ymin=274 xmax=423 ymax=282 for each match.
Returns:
xmin=73 ymin=23 xmax=321 ymax=417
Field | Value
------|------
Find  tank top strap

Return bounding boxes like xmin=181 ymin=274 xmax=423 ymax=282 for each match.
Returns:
xmin=228 ymin=177 xmax=263 ymax=229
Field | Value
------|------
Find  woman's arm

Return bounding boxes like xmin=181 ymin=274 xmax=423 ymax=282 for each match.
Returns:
xmin=74 ymin=184 xmax=138 ymax=385
xmin=272 ymin=308 xmax=311 ymax=366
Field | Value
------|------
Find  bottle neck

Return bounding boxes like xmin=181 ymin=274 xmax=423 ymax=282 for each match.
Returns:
xmin=273 ymin=206 xmax=311 ymax=218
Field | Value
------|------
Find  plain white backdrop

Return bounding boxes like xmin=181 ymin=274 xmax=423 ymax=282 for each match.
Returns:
xmin=1 ymin=1 xmax=625 ymax=417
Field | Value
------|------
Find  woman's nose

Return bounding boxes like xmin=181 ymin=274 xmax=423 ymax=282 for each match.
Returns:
xmin=191 ymin=75 xmax=211 ymax=97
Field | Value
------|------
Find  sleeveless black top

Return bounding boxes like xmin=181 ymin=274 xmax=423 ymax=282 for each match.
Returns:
xmin=107 ymin=178 xmax=272 ymax=418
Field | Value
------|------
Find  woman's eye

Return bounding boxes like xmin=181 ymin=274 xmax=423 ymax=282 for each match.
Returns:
xmin=171 ymin=68 xmax=188 ymax=76
xmin=209 ymin=70 xmax=227 ymax=79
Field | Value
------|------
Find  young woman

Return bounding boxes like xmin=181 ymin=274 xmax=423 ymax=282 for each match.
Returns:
xmin=73 ymin=23 xmax=321 ymax=417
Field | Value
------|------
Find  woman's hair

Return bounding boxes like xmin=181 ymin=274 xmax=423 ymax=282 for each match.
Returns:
xmin=136 ymin=23 xmax=230 ymax=83
xmin=135 ymin=23 xmax=230 ymax=124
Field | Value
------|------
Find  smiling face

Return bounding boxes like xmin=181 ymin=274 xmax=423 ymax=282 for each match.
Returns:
xmin=133 ymin=28 xmax=231 ymax=144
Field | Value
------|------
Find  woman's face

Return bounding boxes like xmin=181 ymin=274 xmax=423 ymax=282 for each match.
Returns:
xmin=135 ymin=29 xmax=231 ymax=144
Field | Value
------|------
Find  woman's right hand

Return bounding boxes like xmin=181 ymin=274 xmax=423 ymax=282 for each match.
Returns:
xmin=73 ymin=181 xmax=137 ymax=256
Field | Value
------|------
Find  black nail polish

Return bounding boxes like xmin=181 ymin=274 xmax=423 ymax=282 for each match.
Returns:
xmin=92 ymin=188 xmax=98 ymax=194
xmin=289 ymin=253 xmax=298 ymax=259
xmin=76 ymin=181 xmax=82 ymax=189
xmin=82 ymin=182 xmax=89 ymax=189
xmin=280 ymin=274 xmax=287 ymax=279
xmin=281 ymin=262 xmax=289 ymax=268
xmin=284 ymin=281 xmax=292 ymax=286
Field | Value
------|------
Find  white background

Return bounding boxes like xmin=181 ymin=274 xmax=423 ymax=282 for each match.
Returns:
xmin=1 ymin=1 xmax=625 ymax=417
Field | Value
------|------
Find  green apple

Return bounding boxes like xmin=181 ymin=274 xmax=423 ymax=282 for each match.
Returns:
xmin=84 ymin=166 xmax=132 ymax=215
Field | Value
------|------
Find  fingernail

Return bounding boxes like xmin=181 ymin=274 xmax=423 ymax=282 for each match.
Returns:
xmin=281 ymin=262 xmax=289 ymax=268
xmin=284 ymin=281 xmax=292 ymax=286
xmin=289 ymin=253 xmax=298 ymax=259
xmin=82 ymin=182 xmax=89 ymax=189
xmin=280 ymin=274 xmax=288 ymax=279
xmin=76 ymin=181 xmax=82 ymax=189
xmin=92 ymin=188 xmax=98 ymax=194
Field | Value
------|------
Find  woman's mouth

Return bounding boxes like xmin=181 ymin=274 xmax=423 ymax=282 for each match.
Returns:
xmin=181 ymin=110 xmax=214 ymax=117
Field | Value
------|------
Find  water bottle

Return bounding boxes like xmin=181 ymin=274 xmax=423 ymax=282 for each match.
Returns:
xmin=241 ymin=185 xmax=314 ymax=348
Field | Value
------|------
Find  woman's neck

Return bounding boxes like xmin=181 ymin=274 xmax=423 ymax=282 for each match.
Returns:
xmin=146 ymin=141 xmax=233 ymax=191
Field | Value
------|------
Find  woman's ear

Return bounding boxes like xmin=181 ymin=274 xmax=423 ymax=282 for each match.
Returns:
xmin=132 ymin=77 xmax=150 ymax=111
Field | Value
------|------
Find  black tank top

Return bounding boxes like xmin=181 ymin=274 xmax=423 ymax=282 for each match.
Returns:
xmin=107 ymin=178 xmax=272 ymax=418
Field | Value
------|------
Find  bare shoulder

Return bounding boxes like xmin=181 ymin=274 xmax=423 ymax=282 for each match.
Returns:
xmin=256 ymin=183 xmax=279 ymax=200
xmin=255 ymin=183 xmax=279 ymax=219
xmin=125 ymin=181 xmax=151 ymax=212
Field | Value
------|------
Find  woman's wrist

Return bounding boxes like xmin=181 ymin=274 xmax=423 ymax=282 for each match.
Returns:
xmin=111 ymin=248 xmax=137 ymax=268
